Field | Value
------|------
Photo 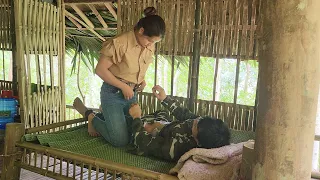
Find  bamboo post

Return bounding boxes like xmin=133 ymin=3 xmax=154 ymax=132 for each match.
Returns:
xmin=188 ymin=0 xmax=201 ymax=112
xmin=117 ymin=0 xmax=121 ymax=33
xmin=252 ymin=1 xmax=320 ymax=179
xmin=60 ymin=0 xmax=66 ymax=122
xmin=13 ymin=0 xmax=25 ymax=125
xmin=10 ymin=0 xmax=18 ymax=96
xmin=1 ymin=123 xmax=25 ymax=180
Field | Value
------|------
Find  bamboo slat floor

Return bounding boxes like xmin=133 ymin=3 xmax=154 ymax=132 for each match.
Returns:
xmin=0 ymin=139 xmax=117 ymax=180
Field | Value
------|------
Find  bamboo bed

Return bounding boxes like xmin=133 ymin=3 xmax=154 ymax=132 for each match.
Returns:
xmin=0 ymin=92 xmax=256 ymax=180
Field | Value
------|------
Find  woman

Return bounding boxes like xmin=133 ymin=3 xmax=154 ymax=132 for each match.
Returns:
xmin=74 ymin=7 xmax=165 ymax=147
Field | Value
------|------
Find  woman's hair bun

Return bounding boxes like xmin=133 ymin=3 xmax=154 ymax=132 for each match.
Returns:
xmin=143 ymin=7 xmax=157 ymax=17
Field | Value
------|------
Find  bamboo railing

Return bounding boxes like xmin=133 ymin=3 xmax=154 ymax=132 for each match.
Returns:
xmin=13 ymin=0 xmax=65 ymax=129
xmin=64 ymin=92 xmax=256 ymax=131
xmin=0 ymin=80 xmax=14 ymax=91
xmin=137 ymin=92 xmax=256 ymax=131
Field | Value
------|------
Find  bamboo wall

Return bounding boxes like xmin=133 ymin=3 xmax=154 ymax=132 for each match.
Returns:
xmin=118 ymin=0 xmax=260 ymax=59
xmin=14 ymin=0 xmax=65 ymax=128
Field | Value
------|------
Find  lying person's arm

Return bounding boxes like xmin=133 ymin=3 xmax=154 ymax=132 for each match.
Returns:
xmin=153 ymin=85 xmax=199 ymax=121
xmin=161 ymin=96 xmax=199 ymax=121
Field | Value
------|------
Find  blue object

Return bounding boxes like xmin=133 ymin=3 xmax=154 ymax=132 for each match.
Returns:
xmin=0 ymin=97 xmax=18 ymax=129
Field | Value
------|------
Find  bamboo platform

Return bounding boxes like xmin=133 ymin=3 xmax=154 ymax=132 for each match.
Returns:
xmin=0 ymin=151 xmax=120 ymax=180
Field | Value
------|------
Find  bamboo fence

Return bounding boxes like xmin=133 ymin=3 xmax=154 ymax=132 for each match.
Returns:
xmin=13 ymin=0 xmax=65 ymax=128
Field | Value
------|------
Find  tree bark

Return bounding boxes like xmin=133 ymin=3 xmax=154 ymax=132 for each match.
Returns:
xmin=253 ymin=1 xmax=320 ymax=179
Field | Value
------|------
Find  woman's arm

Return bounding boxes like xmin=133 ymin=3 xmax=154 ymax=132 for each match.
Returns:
xmin=95 ymin=54 xmax=134 ymax=100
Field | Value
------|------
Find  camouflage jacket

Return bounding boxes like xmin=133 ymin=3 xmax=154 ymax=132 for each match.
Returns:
xmin=131 ymin=96 xmax=200 ymax=161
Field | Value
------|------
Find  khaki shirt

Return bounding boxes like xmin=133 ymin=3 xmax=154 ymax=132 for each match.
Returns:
xmin=100 ymin=31 xmax=155 ymax=84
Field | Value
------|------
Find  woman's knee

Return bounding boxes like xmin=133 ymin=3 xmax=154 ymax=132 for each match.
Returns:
xmin=109 ymin=134 xmax=129 ymax=147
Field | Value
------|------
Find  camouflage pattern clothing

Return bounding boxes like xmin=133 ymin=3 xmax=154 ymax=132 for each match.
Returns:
xmin=129 ymin=96 xmax=200 ymax=161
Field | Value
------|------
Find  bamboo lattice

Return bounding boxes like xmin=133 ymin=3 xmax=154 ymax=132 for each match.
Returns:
xmin=14 ymin=0 xmax=65 ymax=128
xmin=118 ymin=0 xmax=260 ymax=59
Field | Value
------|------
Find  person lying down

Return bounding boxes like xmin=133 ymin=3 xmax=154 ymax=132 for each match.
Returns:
xmin=73 ymin=85 xmax=230 ymax=162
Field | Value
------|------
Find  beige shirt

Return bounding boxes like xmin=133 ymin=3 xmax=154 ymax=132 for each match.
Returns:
xmin=100 ymin=31 xmax=154 ymax=84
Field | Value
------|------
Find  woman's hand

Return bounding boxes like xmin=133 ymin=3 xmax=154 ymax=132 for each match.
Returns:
xmin=121 ymin=84 xmax=134 ymax=100
xmin=129 ymin=103 xmax=142 ymax=119
xmin=152 ymin=85 xmax=167 ymax=101
xmin=136 ymin=80 xmax=146 ymax=92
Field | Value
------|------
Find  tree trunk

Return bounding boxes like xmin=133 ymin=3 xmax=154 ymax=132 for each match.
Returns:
xmin=253 ymin=1 xmax=320 ymax=179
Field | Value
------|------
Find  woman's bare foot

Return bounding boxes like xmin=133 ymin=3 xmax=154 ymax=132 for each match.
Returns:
xmin=73 ymin=97 xmax=87 ymax=117
xmin=88 ymin=114 xmax=100 ymax=137
xmin=73 ymin=97 xmax=100 ymax=136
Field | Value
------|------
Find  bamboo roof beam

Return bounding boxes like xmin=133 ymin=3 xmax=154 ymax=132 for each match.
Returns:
xmin=64 ymin=0 xmax=113 ymax=5
xmin=66 ymin=27 xmax=117 ymax=30
xmin=69 ymin=4 xmax=95 ymax=28
xmin=66 ymin=15 xmax=82 ymax=29
xmin=87 ymin=4 xmax=109 ymax=28
xmin=65 ymin=10 xmax=106 ymax=41
xmin=104 ymin=2 xmax=117 ymax=20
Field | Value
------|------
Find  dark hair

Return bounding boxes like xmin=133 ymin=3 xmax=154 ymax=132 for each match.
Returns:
xmin=197 ymin=117 xmax=230 ymax=149
xmin=134 ymin=7 xmax=166 ymax=38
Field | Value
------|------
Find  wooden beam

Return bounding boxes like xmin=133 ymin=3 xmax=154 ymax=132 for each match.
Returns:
xmin=65 ymin=10 xmax=105 ymax=41
xmin=87 ymin=4 xmax=108 ymax=28
xmin=104 ymin=2 xmax=117 ymax=20
xmin=69 ymin=4 xmax=94 ymax=28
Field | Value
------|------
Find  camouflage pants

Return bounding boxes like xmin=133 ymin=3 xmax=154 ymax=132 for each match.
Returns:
xmin=130 ymin=110 xmax=175 ymax=161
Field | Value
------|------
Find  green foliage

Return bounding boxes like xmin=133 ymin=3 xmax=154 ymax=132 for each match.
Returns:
xmin=65 ymin=10 xmax=117 ymax=75
xmin=65 ymin=36 xmax=102 ymax=74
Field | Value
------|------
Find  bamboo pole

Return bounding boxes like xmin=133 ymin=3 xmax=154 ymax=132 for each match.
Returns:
xmin=65 ymin=10 xmax=105 ymax=41
xmin=88 ymin=4 xmax=108 ymax=28
xmin=26 ymin=118 xmax=85 ymax=134
xmin=188 ymin=0 xmax=201 ymax=112
xmin=9 ymin=0 xmax=18 ymax=96
xmin=60 ymin=0 xmax=66 ymax=122
xmin=117 ymin=0 xmax=121 ymax=33
xmin=14 ymin=0 xmax=26 ymax=125
xmin=104 ymin=2 xmax=117 ymax=20
xmin=69 ymin=4 xmax=94 ymax=28
xmin=64 ymin=0 xmax=113 ymax=5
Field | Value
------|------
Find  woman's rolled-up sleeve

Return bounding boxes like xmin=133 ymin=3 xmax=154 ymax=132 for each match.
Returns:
xmin=100 ymin=39 xmax=124 ymax=64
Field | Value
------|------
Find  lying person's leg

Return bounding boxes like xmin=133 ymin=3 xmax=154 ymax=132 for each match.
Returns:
xmin=128 ymin=104 xmax=172 ymax=161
